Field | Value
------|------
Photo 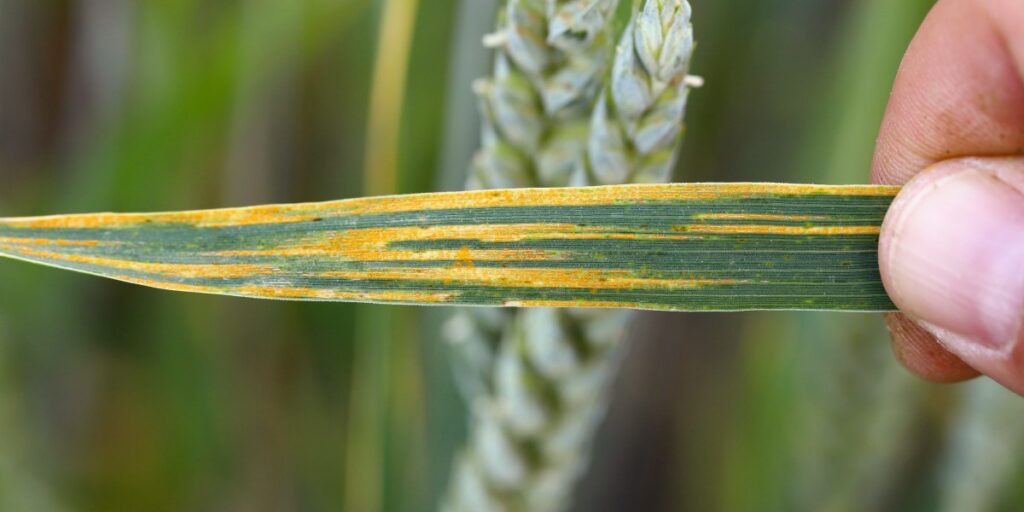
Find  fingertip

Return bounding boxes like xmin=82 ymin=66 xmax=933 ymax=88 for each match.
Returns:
xmin=885 ymin=313 xmax=980 ymax=383
xmin=880 ymin=158 xmax=1024 ymax=396
xmin=879 ymin=157 xmax=1024 ymax=349
xmin=918 ymin=321 xmax=1024 ymax=397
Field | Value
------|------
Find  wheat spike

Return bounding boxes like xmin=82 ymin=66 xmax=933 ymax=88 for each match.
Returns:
xmin=469 ymin=0 xmax=617 ymax=189
xmin=444 ymin=2 xmax=696 ymax=510
xmin=587 ymin=0 xmax=696 ymax=185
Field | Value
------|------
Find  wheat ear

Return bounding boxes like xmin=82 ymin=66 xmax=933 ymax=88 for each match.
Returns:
xmin=444 ymin=2 xmax=696 ymax=511
xmin=447 ymin=0 xmax=619 ymax=417
xmin=468 ymin=0 xmax=617 ymax=189
xmin=587 ymin=0 xmax=698 ymax=185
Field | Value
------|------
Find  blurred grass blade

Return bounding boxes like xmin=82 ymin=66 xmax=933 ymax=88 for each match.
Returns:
xmin=0 ymin=183 xmax=897 ymax=311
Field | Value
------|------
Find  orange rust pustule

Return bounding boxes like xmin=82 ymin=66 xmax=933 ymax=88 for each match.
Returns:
xmin=319 ymin=267 xmax=743 ymax=291
xmin=672 ymin=224 xmax=881 ymax=236
xmin=1 ymin=245 xmax=273 ymax=279
xmin=0 ymin=183 xmax=899 ymax=230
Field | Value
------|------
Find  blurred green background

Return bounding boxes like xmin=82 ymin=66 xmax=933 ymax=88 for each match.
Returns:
xmin=1 ymin=0 xmax=1023 ymax=511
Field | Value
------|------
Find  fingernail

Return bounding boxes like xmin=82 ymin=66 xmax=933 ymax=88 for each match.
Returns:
xmin=880 ymin=162 xmax=1024 ymax=351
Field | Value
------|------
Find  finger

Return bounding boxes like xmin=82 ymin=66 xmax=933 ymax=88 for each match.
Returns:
xmin=872 ymin=0 xmax=1024 ymax=384
xmin=880 ymin=157 xmax=1024 ymax=395
xmin=884 ymin=313 xmax=979 ymax=383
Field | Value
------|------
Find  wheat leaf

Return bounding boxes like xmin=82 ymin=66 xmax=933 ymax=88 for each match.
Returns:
xmin=0 ymin=183 xmax=898 ymax=311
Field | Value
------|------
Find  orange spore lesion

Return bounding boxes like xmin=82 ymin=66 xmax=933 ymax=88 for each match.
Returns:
xmin=1 ymin=245 xmax=273 ymax=279
xmin=330 ymin=224 xmax=698 ymax=263
xmin=339 ymin=183 xmax=898 ymax=215
xmin=0 ymin=237 xmax=105 ymax=247
xmin=208 ymin=222 xmax=699 ymax=267
xmin=671 ymin=224 xmax=882 ymax=236
xmin=691 ymin=213 xmax=831 ymax=222
xmin=116 ymin=277 xmax=221 ymax=294
xmin=0 ymin=204 xmax=322 ymax=230
xmin=231 ymin=286 xmax=455 ymax=303
xmin=453 ymin=246 xmax=475 ymax=269
xmin=0 ymin=183 xmax=897 ymax=233
xmin=501 ymin=299 xmax=639 ymax=308
xmin=319 ymin=267 xmax=743 ymax=291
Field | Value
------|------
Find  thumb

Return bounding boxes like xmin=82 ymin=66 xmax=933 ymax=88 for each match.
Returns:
xmin=879 ymin=157 xmax=1024 ymax=394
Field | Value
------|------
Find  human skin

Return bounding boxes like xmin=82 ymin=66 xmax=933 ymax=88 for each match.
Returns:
xmin=873 ymin=0 xmax=1024 ymax=394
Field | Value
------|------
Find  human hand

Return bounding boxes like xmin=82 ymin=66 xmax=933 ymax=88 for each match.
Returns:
xmin=874 ymin=0 xmax=1024 ymax=394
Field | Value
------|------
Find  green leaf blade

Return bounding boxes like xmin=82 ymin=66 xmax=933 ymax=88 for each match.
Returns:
xmin=0 ymin=183 xmax=898 ymax=311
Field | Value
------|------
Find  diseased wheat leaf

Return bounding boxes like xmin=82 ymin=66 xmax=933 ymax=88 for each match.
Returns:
xmin=0 ymin=183 xmax=898 ymax=311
